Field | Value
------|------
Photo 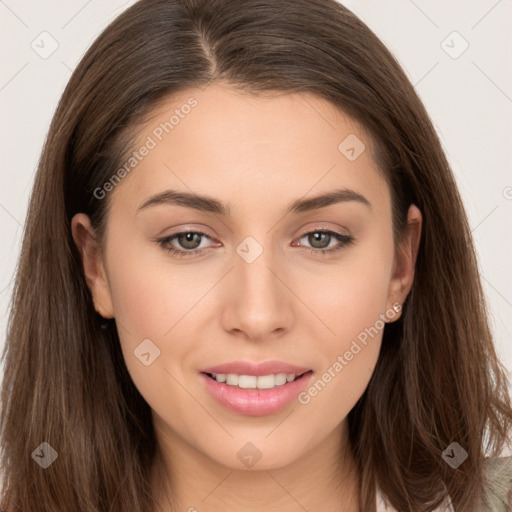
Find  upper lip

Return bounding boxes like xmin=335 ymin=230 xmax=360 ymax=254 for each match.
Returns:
xmin=201 ymin=360 xmax=312 ymax=376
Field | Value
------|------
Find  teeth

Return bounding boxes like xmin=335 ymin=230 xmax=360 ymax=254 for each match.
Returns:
xmin=210 ymin=372 xmax=301 ymax=389
xmin=226 ymin=374 xmax=239 ymax=386
xmin=239 ymin=375 xmax=257 ymax=388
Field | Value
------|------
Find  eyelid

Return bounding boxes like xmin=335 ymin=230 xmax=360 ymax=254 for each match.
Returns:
xmin=156 ymin=224 xmax=217 ymax=238
xmin=302 ymin=223 xmax=351 ymax=236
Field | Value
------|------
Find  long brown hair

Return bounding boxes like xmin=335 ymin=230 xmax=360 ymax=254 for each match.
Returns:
xmin=1 ymin=0 xmax=511 ymax=510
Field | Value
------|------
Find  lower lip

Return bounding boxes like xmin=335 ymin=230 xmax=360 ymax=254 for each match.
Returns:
xmin=199 ymin=371 xmax=314 ymax=416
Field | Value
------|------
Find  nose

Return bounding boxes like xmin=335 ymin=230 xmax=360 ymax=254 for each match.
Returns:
xmin=220 ymin=240 xmax=294 ymax=342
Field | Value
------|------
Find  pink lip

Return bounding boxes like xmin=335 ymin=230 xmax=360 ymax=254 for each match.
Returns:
xmin=200 ymin=369 xmax=315 ymax=417
xmin=200 ymin=360 xmax=312 ymax=376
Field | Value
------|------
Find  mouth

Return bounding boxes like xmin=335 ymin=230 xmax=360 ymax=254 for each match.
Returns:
xmin=199 ymin=369 xmax=314 ymax=416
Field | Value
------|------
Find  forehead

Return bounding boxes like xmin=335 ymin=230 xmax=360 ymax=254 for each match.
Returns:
xmin=109 ymin=83 xmax=390 ymax=216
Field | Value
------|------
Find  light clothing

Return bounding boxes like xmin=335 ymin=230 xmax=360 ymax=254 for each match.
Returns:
xmin=375 ymin=456 xmax=512 ymax=511
xmin=376 ymin=485 xmax=454 ymax=511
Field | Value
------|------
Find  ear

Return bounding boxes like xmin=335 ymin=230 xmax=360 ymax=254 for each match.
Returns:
xmin=71 ymin=213 xmax=114 ymax=319
xmin=386 ymin=204 xmax=422 ymax=322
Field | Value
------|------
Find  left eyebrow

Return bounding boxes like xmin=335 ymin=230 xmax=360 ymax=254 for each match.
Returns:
xmin=287 ymin=188 xmax=371 ymax=214
xmin=136 ymin=187 xmax=371 ymax=216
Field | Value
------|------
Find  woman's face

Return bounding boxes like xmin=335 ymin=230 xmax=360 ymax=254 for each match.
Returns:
xmin=73 ymin=83 xmax=420 ymax=472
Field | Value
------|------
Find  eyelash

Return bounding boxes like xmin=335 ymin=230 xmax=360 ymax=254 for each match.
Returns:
xmin=156 ymin=229 xmax=354 ymax=258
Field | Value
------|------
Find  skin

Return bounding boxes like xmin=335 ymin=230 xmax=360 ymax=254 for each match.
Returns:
xmin=72 ymin=82 xmax=421 ymax=512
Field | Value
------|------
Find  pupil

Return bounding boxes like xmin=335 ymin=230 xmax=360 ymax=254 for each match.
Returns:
xmin=180 ymin=233 xmax=200 ymax=249
xmin=310 ymin=232 xmax=329 ymax=248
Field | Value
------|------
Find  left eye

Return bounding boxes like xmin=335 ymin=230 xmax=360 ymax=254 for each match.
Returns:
xmin=168 ymin=231 xmax=208 ymax=250
xmin=294 ymin=230 xmax=354 ymax=256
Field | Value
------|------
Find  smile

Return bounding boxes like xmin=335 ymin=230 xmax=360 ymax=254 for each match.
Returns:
xmin=200 ymin=370 xmax=314 ymax=416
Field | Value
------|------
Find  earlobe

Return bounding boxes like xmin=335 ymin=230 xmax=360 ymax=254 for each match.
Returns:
xmin=71 ymin=213 xmax=115 ymax=319
xmin=385 ymin=301 xmax=403 ymax=323
xmin=386 ymin=204 xmax=422 ymax=321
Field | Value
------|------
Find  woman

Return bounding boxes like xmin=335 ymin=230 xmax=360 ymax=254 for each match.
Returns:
xmin=1 ymin=0 xmax=511 ymax=510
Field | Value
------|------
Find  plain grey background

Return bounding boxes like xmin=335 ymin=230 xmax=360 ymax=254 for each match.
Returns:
xmin=1 ymin=1 xmax=511 ymax=389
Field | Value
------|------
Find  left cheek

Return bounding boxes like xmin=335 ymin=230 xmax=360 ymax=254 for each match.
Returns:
xmin=322 ymin=326 xmax=383 ymax=408
xmin=312 ymin=265 xmax=389 ymax=378
xmin=319 ymin=270 xmax=390 ymax=338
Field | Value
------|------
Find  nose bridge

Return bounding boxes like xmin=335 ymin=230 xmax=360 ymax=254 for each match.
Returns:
xmin=221 ymin=233 xmax=293 ymax=338
xmin=235 ymin=233 xmax=282 ymax=301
